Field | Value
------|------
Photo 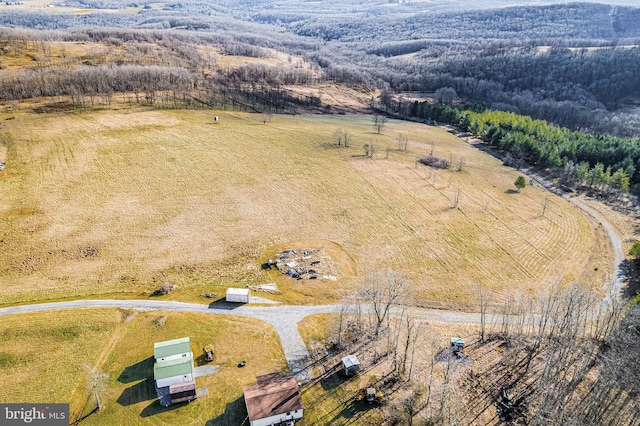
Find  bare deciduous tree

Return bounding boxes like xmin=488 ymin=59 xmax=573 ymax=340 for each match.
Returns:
xmin=397 ymin=133 xmax=409 ymax=151
xmin=361 ymin=269 xmax=410 ymax=337
xmin=372 ymin=114 xmax=388 ymax=134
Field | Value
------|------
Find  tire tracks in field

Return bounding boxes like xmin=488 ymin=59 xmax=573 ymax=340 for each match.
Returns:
xmin=400 ymin=161 xmax=535 ymax=279
xmin=349 ymin=158 xmax=449 ymax=270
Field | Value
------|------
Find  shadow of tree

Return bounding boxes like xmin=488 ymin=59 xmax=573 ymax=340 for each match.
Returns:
xmin=620 ymin=259 xmax=640 ymax=299
xmin=205 ymin=396 xmax=247 ymax=426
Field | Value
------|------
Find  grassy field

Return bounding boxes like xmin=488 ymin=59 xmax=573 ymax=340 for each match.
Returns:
xmin=0 ymin=309 xmax=122 ymax=406
xmin=0 ymin=108 xmax=603 ymax=306
xmin=0 ymin=308 xmax=288 ymax=425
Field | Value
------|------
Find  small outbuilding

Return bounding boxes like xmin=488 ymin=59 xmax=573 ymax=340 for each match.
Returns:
xmin=243 ymin=372 xmax=304 ymax=426
xmin=450 ymin=337 xmax=465 ymax=354
xmin=226 ymin=287 xmax=250 ymax=303
xmin=169 ymin=382 xmax=197 ymax=405
xmin=341 ymin=354 xmax=361 ymax=376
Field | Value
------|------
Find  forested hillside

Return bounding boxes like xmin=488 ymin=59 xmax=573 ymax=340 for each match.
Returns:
xmin=1 ymin=0 xmax=640 ymax=136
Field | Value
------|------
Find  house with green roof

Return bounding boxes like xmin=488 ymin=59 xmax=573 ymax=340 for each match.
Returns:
xmin=154 ymin=337 xmax=193 ymax=362
xmin=153 ymin=337 xmax=196 ymax=406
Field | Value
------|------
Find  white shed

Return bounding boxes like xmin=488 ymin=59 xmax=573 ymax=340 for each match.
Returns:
xmin=226 ymin=288 xmax=250 ymax=303
xmin=341 ymin=354 xmax=361 ymax=376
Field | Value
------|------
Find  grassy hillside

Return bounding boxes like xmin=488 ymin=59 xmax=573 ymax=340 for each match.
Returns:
xmin=0 ymin=109 xmax=605 ymax=306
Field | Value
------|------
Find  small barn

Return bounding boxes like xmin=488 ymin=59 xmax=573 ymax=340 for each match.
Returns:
xmin=153 ymin=337 xmax=196 ymax=406
xmin=226 ymin=287 xmax=250 ymax=303
xmin=341 ymin=354 xmax=361 ymax=376
xmin=243 ymin=372 xmax=304 ymax=426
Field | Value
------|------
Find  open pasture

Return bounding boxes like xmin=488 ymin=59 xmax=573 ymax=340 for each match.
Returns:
xmin=0 ymin=110 xmax=604 ymax=306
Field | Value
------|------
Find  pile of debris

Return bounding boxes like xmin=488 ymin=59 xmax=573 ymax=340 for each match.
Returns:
xmin=418 ymin=155 xmax=451 ymax=169
xmin=495 ymin=386 xmax=527 ymax=423
xmin=267 ymin=248 xmax=336 ymax=280
xmin=248 ymin=283 xmax=281 ymax=294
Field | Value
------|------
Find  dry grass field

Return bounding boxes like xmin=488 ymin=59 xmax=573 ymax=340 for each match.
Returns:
xmin=0 ymin=109 xmax=604 ymax=306
xmin=0 ymin=309 xmax=122 ymax=406
xmin=0 ymin=308 xmax=288 ymax=425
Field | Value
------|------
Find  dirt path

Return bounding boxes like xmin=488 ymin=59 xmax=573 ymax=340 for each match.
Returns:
xmin=524 ymin=173 xmax=626 ymax=300
xmin=0 ymin=300 xmax=480 ymax=382
xmin=459 ymin=133 xmax=626 ymax=299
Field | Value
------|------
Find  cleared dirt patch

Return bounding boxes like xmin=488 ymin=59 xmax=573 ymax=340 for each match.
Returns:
xmin=260 ymin=240 xmax=357 ymax=303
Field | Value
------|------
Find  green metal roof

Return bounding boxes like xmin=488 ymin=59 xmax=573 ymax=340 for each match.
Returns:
xmin=450 ymin=337 xmax=465 ymax=345
xmin=154 ymin=337 xmax=191 ymax=359
xmin=154 ymin=357 xmax=193 ymax=380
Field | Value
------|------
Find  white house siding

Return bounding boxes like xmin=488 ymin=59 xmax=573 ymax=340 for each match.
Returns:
xmin=156 ymin=351 xmax=193 ymax=363
xmin=249 ymin=409 xmax=303 ymax=426
xmin=156 ymin=373 xmax=194 ymax=389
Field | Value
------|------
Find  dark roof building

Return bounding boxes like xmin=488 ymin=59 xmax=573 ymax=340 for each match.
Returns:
xmin=243 ymin=372 xmax=304 ymax=426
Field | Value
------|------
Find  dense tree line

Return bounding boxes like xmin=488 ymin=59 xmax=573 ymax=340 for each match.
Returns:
xmin=409 ymin=100 xmax=640 ymax=193
xmin=1 ymin=1 xmax=640 ymax=136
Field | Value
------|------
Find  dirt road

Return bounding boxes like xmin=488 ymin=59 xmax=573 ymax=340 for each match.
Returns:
xmin=0 ymin=182 xmax=625 ymax=382
xmin=0 ymin=300 xmax=482 ymax=381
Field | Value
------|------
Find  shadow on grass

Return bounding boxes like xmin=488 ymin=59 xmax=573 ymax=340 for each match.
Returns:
xmin=140 ymin=399 xmax=187 ymax=418
xmin=207 ymin=299 xmax=244 ymax=311
xmin=194 ymin=353 xmax=209 ymax=367
xmin=504 ymin=189 xmax=519 ymax=194
xmin=205 ymin=396 xmax=247 ymax=426
xmin=117 ymin=379 xmax=155 ymax=406
xmin=314 ymin=399 xmax=372 ymax=425
xmin=118 ymin=356 xmax=154 ymax=384
xmin=320 ymin=367 xmax=349 ymax=392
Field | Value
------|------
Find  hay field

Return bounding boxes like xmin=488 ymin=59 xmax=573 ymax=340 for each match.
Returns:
xmin=0 ymin=308 xmax=287 ymax=425
xmin=0 ymin=109 xmax=603 ymax=306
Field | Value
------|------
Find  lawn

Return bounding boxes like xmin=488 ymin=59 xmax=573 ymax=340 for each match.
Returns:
xmin=0 ymin=308 xmax=288 ymax=425
xmin=0 ymin=109 xmax=601 ymax=307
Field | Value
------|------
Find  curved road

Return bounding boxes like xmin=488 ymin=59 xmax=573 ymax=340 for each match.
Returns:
xmin=526 ymin=171 xmax=625 ymax=300
xmin=0 ymin=191 xmax=626 ymax=382
xmin=563 ymin=196 xmax=625 ymax=301
xmin=0 ymin=299 xmax=482 ymax=381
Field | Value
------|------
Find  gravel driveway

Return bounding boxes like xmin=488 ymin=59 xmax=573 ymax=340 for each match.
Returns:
xmin=0 ymin=191 xmax=624 ymax=382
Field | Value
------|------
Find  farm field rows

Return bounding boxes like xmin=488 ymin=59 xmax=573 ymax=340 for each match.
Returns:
xmin=0 ymin=109 xmax=605 ymax=307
